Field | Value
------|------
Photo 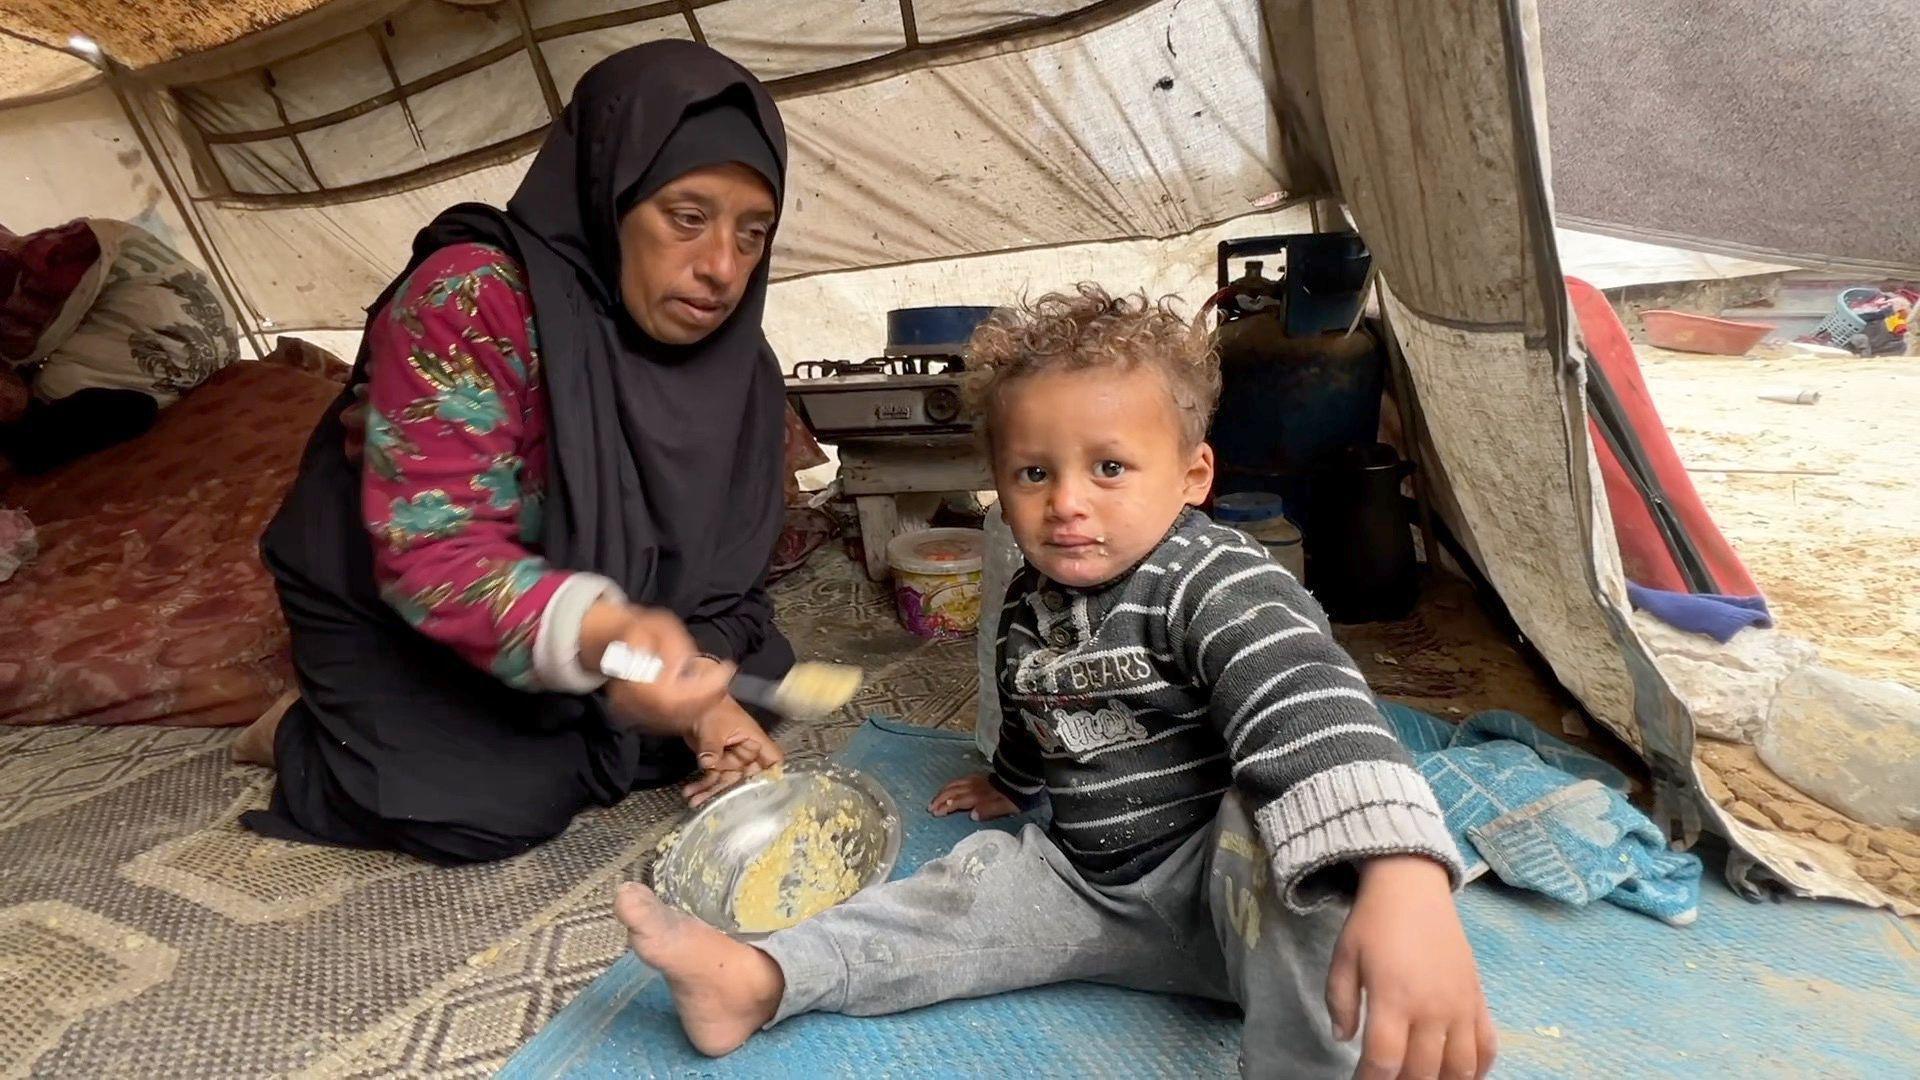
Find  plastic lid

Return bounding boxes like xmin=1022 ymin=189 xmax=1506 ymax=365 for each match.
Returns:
xmin=1212 ymin=491 xmax=1288 ymax=524
xmin=1244 ymin=518 xmax=1301 ymax=544
xmin=887 ymin=527 xmax=985 ymax=575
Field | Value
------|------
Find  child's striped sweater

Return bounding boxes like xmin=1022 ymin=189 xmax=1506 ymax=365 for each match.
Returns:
xmin=989 ymin=509 xmax=1463 ymax=910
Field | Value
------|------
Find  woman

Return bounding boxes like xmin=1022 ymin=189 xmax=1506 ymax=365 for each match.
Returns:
xmin=241 ymin=41 xmax=793 ymax=863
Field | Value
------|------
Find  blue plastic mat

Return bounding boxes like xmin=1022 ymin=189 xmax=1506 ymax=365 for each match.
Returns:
xmin=505 ymin=719 xmax=1920 ymax=1079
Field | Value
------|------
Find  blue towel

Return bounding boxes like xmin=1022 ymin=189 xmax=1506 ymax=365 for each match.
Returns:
xmin=1380 ymin=703 xmax=1703 ymax=926
xmin=1625 ymin=582 xmax=1771 ymax=643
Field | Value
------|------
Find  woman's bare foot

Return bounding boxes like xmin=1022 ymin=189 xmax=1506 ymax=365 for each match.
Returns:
xmin=232 ymin=690 xmax=296 ymax=767
xmin=614 ymin=882 xmax=782 ymax=1056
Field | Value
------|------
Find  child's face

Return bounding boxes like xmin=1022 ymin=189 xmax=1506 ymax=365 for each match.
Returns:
xmin=989 ymin=364 xmax=1213 ymax=588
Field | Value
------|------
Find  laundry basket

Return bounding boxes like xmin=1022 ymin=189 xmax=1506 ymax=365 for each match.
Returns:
xmin=1813 ymin=287 xmax=1884 ymax=348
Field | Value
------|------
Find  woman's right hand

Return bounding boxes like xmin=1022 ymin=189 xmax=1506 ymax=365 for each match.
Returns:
xmin=580 ymin=600 xmax=734 ymax=737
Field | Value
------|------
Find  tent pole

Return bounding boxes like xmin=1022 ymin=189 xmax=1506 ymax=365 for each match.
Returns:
xmin=1375 ymin=283 xmax=1443 ymax=573
xmin=1309 ymin=197 xmax=1342 ymax=234
xmin=506 ymin=0 xmax=564 ymax=118
xmin=97 ymin=56 xmax=271 ymax=361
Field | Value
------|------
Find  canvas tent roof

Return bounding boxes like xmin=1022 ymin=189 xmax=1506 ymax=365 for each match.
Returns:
xmin=0 ymin=29 xmax=94 ymax=99
xmin=0 ymin=1 xmax=1909 ymax=914
xmin=5 ymin=0 xmax=1911 ymax=272
xmin=1 ymin=0 xmax=339 ymax=68
xmin=6 ymin=0 xmax=1318 ymax=332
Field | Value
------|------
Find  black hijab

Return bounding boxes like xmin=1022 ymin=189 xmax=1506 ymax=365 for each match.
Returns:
xmin=355 ymin=41 xmax=790 ymax=654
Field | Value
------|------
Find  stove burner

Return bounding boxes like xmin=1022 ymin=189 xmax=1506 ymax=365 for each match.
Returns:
xmin=791 ymin=355 xmax=963 ymax=380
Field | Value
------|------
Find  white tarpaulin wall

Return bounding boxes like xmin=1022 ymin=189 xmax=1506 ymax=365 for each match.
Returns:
xmin=0 ymin=0 xmax=1902 ymax=911
xmin=0 ymin=79 xmax=1782 ymax=363
xmin=1 ymin=0 xmax=1791 ymax=339
xmin=111 ymin=0 xmax=1294 ymax=333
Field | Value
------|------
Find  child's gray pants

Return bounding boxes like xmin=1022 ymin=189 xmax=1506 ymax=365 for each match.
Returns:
xmin=758 ymin=794 xmax=1359 ymax=1078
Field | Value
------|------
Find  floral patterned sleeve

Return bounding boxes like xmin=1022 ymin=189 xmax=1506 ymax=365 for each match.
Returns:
xmin=362 ymin=243 xmax=589 ymax=691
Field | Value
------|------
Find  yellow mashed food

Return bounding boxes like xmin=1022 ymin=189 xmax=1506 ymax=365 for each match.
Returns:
xmin=772 ymin=663 xmax=862 ymax=717
xmin=731 ymin=797 xmax=866 ymax=932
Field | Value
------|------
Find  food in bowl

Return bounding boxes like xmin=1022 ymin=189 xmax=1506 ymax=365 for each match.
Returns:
xmin=650 ymin=763 xmax=901 ymax=938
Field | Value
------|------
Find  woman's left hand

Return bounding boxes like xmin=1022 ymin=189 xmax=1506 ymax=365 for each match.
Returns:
xmin=680 ymin=695 xmax=784 ymax=807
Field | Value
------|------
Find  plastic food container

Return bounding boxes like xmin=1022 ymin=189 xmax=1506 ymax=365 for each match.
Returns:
xmin=887 ymin=528 xmax=986 ymax=639
xmin=1212 ymin=492 xmax=1305 ymax=579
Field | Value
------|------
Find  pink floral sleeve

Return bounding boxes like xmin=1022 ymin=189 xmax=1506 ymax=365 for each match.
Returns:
xmin=361 ymin=243 xmax=569 ymax=689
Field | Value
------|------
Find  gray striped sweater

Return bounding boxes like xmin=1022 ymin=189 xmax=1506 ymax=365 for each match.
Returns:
xmin=988 ymin=509 xmax=1463 ymax=910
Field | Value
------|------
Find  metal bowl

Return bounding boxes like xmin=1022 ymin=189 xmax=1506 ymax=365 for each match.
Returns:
xmin=651 ymin=762 xmax=901 ymax=940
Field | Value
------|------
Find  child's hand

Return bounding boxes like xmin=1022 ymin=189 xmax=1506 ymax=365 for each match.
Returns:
xmin=929 ymin=773 xmax=1019 ymax=820
xmin=1327 ymin=855 xmax=1495 ymax=1080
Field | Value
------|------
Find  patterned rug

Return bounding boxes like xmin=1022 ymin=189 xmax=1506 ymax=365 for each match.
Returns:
xmin=0 ymin=545 xmax=1586 ymax=1077
xmin=0 ymin=550 xmax=978 ymax=1079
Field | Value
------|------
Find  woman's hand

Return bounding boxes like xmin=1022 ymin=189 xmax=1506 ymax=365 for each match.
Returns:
xmin=680 ymin=694 xmax=784 ymax=806
xmin=583 ymin=601 xmax=734 ymax=737
xmin=930 ymin=773 xmax=1019 ymax=821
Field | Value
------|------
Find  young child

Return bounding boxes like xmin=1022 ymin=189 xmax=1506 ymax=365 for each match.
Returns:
xmin=615 ymin=286 xmax=1495 ymax=1079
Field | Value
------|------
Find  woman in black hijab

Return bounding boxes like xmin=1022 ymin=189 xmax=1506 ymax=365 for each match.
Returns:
xmin=242 ymin=41 xmax=795 ymax=863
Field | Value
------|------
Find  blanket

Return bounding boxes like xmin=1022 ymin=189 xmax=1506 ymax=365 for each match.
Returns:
xmin=1381 ymin=703 xmax=1703 ymax=926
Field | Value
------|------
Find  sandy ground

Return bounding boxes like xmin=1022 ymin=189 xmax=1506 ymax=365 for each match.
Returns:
xmin=1637 ymin=349 xmax=1919 ymax=690
xmin=1334 ymin=576 xmax=1647 ymax=784
xmin=1637 ymin=347 xmax=1920 ymax=910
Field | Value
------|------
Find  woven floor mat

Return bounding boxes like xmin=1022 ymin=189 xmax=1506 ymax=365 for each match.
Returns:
xmin=0 ymin=550 xmax=976 ymax=1079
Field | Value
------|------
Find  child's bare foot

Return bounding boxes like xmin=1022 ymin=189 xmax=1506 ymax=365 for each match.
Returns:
xmin=614 ymin=882 xmax=782 ymax=1056
xmin=232 ymin=691 xmax=296 ymax=767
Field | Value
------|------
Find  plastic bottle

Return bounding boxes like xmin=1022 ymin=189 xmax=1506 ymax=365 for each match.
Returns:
xmin=1211 ymin=491 xmax=1306 ymax=579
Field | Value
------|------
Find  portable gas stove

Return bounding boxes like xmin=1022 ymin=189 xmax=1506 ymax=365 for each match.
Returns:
xmin=784 ymin=356 xmax=971 ymax=439
xmin=785 ymin=355 xmax=991 ymax=580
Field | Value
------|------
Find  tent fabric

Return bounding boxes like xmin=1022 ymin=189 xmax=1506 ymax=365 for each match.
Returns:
xmin=139 ymin=1 xmax=1186 ymax=201
xmin=1310 ymin=0 xmax=1654 ymax=763
xmin=6 ymin=1 xmax=1913 ymax=272
xmin=0 ymin=0 xmax=1907 ymax=913
xmin=0 ymin=0 xmax=337 ymax=68
xmin=130 ymin=0 xmax=1289 ymax=331
xmin=172 ymin=1 xmax=552 ymax=196
xmin=0 ymin=32 xmax=97 ymax=101
xmin=1313 ymin=1 xmax=1901 ymax=915
xmin=1538 ymin=230 xmax=1789 ymax=291
xmin=1311 ymin=0 xmax=1545 ymax=333
xmin=1385 ymin=294 xmax=1643 ymax=753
